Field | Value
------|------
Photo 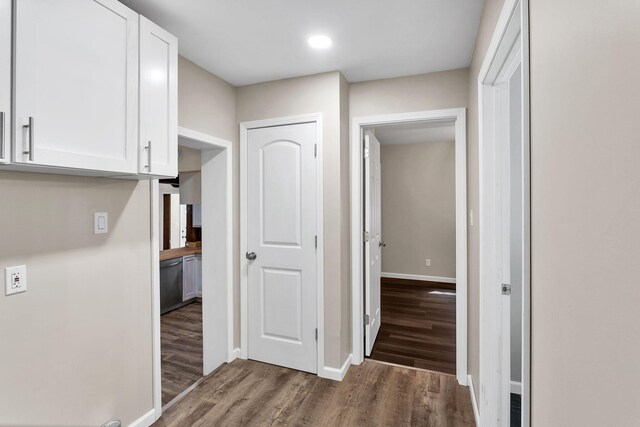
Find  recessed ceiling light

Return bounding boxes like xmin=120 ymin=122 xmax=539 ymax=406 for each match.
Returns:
xmin=308 ymin=35 xmax=332 ymax=49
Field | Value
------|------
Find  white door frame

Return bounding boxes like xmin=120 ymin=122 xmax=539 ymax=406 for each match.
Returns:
xmin=150 ymin=127 xmax=234 ymax=420
xmin=239 ymin=113 xmax=325 ymax=376
xmin=478 ymin=0 xmax=530 ymax=425
xmin=350 ymin=108 xmax=468 ymax=385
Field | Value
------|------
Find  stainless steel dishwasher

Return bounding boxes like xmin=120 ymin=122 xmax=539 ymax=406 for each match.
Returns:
xmin=160 ymin=258 xmax=183 ymax=314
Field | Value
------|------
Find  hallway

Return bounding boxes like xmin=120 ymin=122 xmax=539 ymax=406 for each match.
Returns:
xmin=153 ymin=358 xmax=475 ymax=426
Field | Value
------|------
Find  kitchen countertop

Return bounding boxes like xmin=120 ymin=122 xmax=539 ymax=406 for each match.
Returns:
xmin=160 ymin=246 xmax=202 ymax=262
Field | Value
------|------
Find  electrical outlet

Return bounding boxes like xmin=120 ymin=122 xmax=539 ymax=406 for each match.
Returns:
xmin=425 ymin=259 xmax=431 ymax=267
xmin=5 ymin=265 xmax=27 ymax=296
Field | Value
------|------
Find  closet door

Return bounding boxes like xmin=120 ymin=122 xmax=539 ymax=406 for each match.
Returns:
xmin=13 ymin=0 xmax=138 ymax=173
xmin=0 ymin=0 xmax=10 ymax=164
xmin=138 ymin=16 xmax=178 ymax=177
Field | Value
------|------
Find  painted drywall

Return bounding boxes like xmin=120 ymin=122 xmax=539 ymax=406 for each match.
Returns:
xmin=349 ymin=69 xmax=469 ymax=118
xmin=380 ymin=140 xmax=456 ymax=278
xmin=179 ymin=146 xmax=202 ymax=172
xmin=466 ymin=0 xmax=507 ymax=403
xmin=530 ymin=0 xmax=640 ymax=425
xmin=339 ymin=73 xmax=351 ymax=363
xmin=177 ymin=56 xmax=240 ymax=350
xmin=236 ymin=71 xmax=350 ymax=369
xmin=0 ymin=173 xmax=152 ymax=426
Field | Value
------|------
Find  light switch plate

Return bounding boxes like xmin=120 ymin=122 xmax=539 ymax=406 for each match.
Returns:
xmin=425 ymin=259 xmax=431 ymax=267
xmin=94 ymin=212 xmax=108 ymax=234
xmin=5 ymin=265 xmax=27 ymax=295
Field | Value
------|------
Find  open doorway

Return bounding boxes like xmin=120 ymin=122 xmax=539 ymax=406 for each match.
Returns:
xmin=157 ymin=148 xmax=204 ymax=407
xmin=151 ymin=127 xmax=234 ymax=419
xmin=351 ymin=108 xmax=468 ymax=385
xmin=362 ymin=122 xmax=457 ymax=375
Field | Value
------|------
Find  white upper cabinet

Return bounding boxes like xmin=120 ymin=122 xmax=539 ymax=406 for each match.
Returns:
xmin=0 ymin=0 xmax=10 ymax=164
xmin=139 ymin=17 xmax=178 ymax=178
xmin=13 ymin=0 xmax=139 ymax=174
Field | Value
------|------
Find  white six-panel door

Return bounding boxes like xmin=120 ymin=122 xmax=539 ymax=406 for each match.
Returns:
xmin=364 ymin=130 xmax=382 ymax=356
xmin=13 ymin=0 xmax=138 ymax=173
xmin=247 ymin=122 xmax=318 ymax=374
xmin=0 ymin=0 xmax=10 ymax=164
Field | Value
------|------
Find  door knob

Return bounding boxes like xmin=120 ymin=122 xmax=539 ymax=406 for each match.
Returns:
xmin=379 ymin=241 xmax=387 ymax=248
xmin=246 ymin=251 xmax=257 ymax=261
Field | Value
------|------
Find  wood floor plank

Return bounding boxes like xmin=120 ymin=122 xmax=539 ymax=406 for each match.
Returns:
xmin=154 ymin=359 xmax=475 ymax=427
xmin=369 ymin=278 xmax=457 ymax=375
xmin=161 ymin=302 xmax=203 ymax=405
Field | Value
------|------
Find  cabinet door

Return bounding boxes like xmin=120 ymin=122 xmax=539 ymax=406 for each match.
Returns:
xmin=182 ymin=255 xmax=196 ymax=300
xmin=0 ymin=0 xmax=10 ymax=164
xmin=195 ymin=255 xmax=202 ymax=297
xmin=138 ymin=16 xmax=178 ymax=177
xmin=14 ymin=0 xmax=138 ymax=173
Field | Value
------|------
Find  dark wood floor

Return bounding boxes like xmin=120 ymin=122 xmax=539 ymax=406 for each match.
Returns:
xmin=153 ymin=358 xmax=475 ymax=427
xmin=161 ymin=301 xmax=203 ymax=405
xmin=369 ymin=278 xmax=456 ymax=375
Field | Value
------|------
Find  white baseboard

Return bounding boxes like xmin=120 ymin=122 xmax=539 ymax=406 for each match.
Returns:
xmin=382 ymin=272 xmax=456 ymax=284
xmin=128 ymin=409 xmax=156 ymax=427
xmin=468 ymin=375 xmax=480 ymax=427
xmin=228 ymin=347 xmax=241 ymax=362
xmin=511 ymin=380 xmax=522 ymax=395
xmin=319 ymin=353 xmax=352 ymax=381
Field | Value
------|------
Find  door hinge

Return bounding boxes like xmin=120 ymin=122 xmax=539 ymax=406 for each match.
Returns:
xmin=315 ymin=235 xmax=318 ymax=249
xmin=364 ymin=314 xmax=370 ymax=325
xmin=315 ymin=328 xmax=318 ymax=341
xmin=314 ymin=143 xmax=318 ymax=158
xmin=364 ymin=146 xmax=369 ymax=159
xmin=364 ymin=231 xmax=370 ymax=243
xmin=501 ymin=283 xmax=511 ymax=295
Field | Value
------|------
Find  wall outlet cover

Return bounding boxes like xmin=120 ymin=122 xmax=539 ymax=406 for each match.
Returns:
xmin=425 ymin=259 xmax=431 ymax=267
xmin=5 ymin=265 xmax=27 ymax=295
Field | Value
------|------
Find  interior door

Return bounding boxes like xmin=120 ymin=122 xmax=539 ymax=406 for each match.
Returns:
xmin=0 ymin=0 xmax=10 ymax=163
xmin=364 ymin=130 xmax=382 ymax=356
xmin=13 ymin=0 xmax=138 ymax=173
xmin=247 ymin=122 xmax=318 ymax=373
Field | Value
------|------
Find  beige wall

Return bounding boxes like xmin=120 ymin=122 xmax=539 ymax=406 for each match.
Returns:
xmin=530 ymin=0 xmax=640 ymax=425
xmin=0 ymin=56 xmax=237 ymax=426
xmin=0 ymin=173 xmax=152 ymax=426
xmin=339 ymin=73 xmax=351 ymax=363
xmin=178 ymin=56 xmax=240 ymax=347
xmin=237 ymin=71 xmax=350 ymax=368
xmin=465 ymin=0 xmax=506 ymax=402
xmin=350 ymin=68 xmax=469 ymax=118
xmin=179 ymin=146 xmax=202 ymax=172
xmin=380 ymin=141 xmax=456 ymax=278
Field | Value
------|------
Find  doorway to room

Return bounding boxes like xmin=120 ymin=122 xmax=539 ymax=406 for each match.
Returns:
xmin=362 ymin=122 xmax=458 ymax=375
xmin=351 ymin=109 xmax=468 ymax=385
xmin=151 ymin=127 xmax=234 ymax=418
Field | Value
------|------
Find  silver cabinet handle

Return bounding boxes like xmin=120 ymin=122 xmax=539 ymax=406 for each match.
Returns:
xmin=145 ymin=140 xmax=152 ymax=172
xmin=246 ymin=251 xmax=257 ymax=261
xmin=0 ymin=111 xmax=5 ymax=159
xmin=23 ymin=117 xmax=34 ymax=161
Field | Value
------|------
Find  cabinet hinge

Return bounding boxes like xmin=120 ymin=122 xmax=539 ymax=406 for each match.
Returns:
xmin=314 ymin=144 xmax=318 ymax=158
xmin=315 ymin=328 xmax=318 ymax=341
xmin=364 ymin=314 xmax=370 ymax=325
xmin=501 ymin=283 xmax=512 ymax=295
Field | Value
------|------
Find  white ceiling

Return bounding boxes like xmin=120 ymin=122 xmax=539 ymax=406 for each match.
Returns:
xmin=372 ymin=121 xmax=455 ymax=145
xmin=120 ymin=0 xmax=484 ymax=86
